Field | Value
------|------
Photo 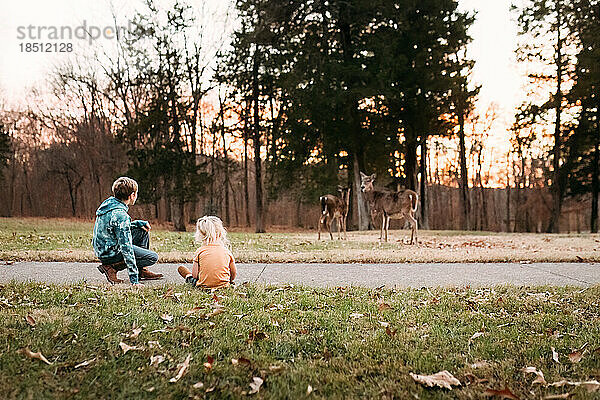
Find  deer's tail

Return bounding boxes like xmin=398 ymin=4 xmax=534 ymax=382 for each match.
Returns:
xmin=411 ymin=193 xmax=418 ymax=213
xmin=320 ymin=196 xmax=328 ymax=215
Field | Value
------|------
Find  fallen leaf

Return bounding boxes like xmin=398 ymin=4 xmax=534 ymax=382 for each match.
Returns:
xmin=349 ymin=313 xmax=364 ymax=319
xmin=161 ymin=314 xmax=173 ymax=323
xmin=17 ymin=347 xmax=52 ymax=365
xmin=25 ymin=315 xmax=36 ymax=327
xmin=204 ymin=355 xmax=214 ymax=370
xmin=378 ymin=302 xmax=392 ymax=311
xmin=522 ymin=366 xmax=547 ymax=385
xmin=470 ymin=332 xmax=485 ymax=341
xmin=551 ymin=347 xmax=560 ymax=363
xmin=543 ymin=394 xmax=571 ymax=399
xmin=378 ymin=321 xmax=390 ymax=328
xmin=550 ymin=380 xmax=600 ymax=392
xmin=148 ymin=341 xmax=162 ymax=349
xmin=150 ymin=355 xmax=165 ymax=367
xmin=483 ymin=386 xmax=520 ymax=399
xmin=212 ymin=293 xmax=221 ymax=303
xmin=169 ymin=354 xmax=191 ymax=383
xmin=128 ymin=327 xmax=143 ymax=340
xmin=385 ymin=326 xmax=397 ymax=337
xmin=232 ymin=357 xmax=252 ymax=366
xmin=74 ymin=358 xmax=96 ymax=369
xmin=269 ymin=364 xmax=284 ymax=372
xmin=119 ymin=341 xmax=142 ymax=354
xmin=192 ymin=382 xmax=204 ymax=389
xmin=410 ymin=370 xmax=461 ymax=390
xmin=307 ymin=384 xmax=313 ymax=395
xmin=249 ymin=377 xmax=263 ymax=394
xmin=185 ymin=307 xmax=203 ymax=317
xmin=470 ymin=361 xmax=489 ymax=369
xmin=206 ymin=307 xmax=225 ymax=318
xmin=162 ymin=287 xmax=175 ymax=299
xmin=248 ymin=330 xmax=268 ymax=342
xmin=568 ymin=350 xmax=582 ymax=363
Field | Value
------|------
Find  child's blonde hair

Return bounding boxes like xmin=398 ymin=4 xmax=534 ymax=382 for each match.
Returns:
xmin=194 ymin=216 xmax=230 ymax=250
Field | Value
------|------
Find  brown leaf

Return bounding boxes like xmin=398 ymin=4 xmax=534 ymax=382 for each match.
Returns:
xmin=269 ymin=364 xmax=284 ymax=372
xmin=378 ymin=302 xmax=392 ymax=311
xmin=147 ymin=340 xmax=162 ymax=349
xmin=162 ymin=287 xmax=175 ymax=299
xmin=470 ymin=361 xmax=489 ymax=369
xmin=483 ymin=386 xmax=520 ymax=400
xmin=74 ymin=358 xmax=96 ymax=369
xmin=307 ymin=384 xmax=313 ymax=395
xmin=231 ymin=357 xmax=252 ymax=366
xmin=161 ymin=314 xmax=173 ymax=323
xmin=169 ymin=354 xmax=192 ymax=383
xmin=206 ymin=307 xmax=225 ymax=318
xmin=543 ymin=394 xmax=571 ymax=399
xmin=248 ymin=329 xmax=268 ymax=342
xmin=128 ymin=327 xmax=143 ymax=340
xmin=248 ymin=377 xmax=263 ymax=394
xmin=17 ymin=347 xmax=52 ymax=365
xmin=203 ymin=355 xmax=214 ymax=370
xmin=410 ymin=370 xmax=461 ymax=390
xmin=185 ymin=307 xmax=203 ymax=317
xmin=522 ymin=366 xmax=547 ymax=385
xmin=150 ymin=355 xmax=165 ymax=367
xmin=119 ymin=341 xmax=142 ymax=354
xmin=25 ymin=315 xmax=36 ymax=327
xmin=212 ymin=293 xmax=221 ymax=303
xmin=568 ymin=350 xmax=583 ymax=363
xmin=385 ymin=326 xmax=397 ymax=337
xmin=550 ymin=380 xmax=600 ymax=392
xmin=192 ymin=382 xmax=204 ymax=389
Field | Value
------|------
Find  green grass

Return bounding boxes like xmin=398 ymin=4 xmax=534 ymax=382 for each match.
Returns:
xmin=1 ymin=283 xmax=599 ymax=399
xmin=2 ymin=217 xmax=600 ymax=263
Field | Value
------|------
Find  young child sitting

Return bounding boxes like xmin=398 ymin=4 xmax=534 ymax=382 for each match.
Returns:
xmin=178 ymin=216 xmax=236 ymax=289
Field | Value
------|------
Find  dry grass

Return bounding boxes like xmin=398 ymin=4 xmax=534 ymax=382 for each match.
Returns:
xmin=1 ymin=217 xmax=599 ymax=263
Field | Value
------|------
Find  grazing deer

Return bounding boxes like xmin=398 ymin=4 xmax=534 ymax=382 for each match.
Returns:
xmin=360 ymin=172 xmax=418 ymax=244
xmin=318 ymin=186 xmax=351 ymax=240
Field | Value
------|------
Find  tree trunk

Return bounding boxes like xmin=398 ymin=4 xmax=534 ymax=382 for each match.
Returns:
xmin=353 ymin=152 xmax=369 ymax=230
xmin=219 ymin=88 xmax=230 ymax=226
xmin=548 ymin=6 xmax=563 ymax=233
xmin=243 ymin=102 xmax=251 ymax=227
xmin=419 ymin=135 xmax=429 ymax=229
xmin=253 ymin=45 xmax=265 ymax=233
xmin=172 ymin=197 xmax=186 ymax=232
xmin=458 ymin=106 xmax=470 ymax=230
xmin=592 ymin=107 xmax=599 ymax=233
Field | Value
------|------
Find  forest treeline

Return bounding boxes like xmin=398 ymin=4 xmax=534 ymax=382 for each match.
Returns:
xmin=0 ymin=0 xmax=598 ymax=233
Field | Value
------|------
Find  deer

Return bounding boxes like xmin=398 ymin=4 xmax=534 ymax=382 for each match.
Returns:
xmin=360 ymin=172 xmax=419 ymax=244
xmin=318 ymin=186 xmax=351 ymax=240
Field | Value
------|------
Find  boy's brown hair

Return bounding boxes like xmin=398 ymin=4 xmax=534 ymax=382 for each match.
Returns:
xmin=112 ymin=177 xmax=138 ymax=201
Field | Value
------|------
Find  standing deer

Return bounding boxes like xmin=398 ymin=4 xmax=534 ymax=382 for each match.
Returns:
xmin=360 ymin=172 xmax=418 ymax=244
xmin=318 ymin=186 xmax=351 ymax=240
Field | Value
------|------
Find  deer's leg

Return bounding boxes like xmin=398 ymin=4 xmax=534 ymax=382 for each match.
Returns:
xmin=318 ymin=216 xmax=322 ymax=240
xmin=407 ymin=213 xmax=418 ymax=245
xmin=328 ymin=217 xmax=333 ymax=240
xmin=385 ymin=216 xmax=391 ymax=242
xmin=337 ymin=216 xmax=342 ymax=240
xmin=343 ymin=215 xmax=348 ymax=240
xmin=380 ymin=213 xmax=385 ymax=242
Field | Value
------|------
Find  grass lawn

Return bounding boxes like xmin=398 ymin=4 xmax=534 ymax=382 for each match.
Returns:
xmin=1 ymin=217 xmax=599 ymax=263
xmin=0 ymin=283 xmax=598 ymax=399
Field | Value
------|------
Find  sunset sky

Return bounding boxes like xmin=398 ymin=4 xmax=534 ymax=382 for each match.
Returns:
xmin=0 ymin=0 xmax=529 ymax=185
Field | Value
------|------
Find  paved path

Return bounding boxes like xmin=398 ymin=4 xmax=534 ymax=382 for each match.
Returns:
xmin=0 ymin=262 xmax=598 ymax=287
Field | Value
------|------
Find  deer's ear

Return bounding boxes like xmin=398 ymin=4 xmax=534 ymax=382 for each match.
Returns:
xmin=371 ymin=173 xmax=377 ymax=180
xmin=360 ymin=171 xmax=367 ymax=179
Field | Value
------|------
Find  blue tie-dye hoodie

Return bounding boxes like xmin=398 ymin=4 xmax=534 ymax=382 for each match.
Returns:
xmin=92 ymin=197 xmax=147 ymax=284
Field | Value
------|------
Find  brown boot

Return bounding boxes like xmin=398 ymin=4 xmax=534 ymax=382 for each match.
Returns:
xmin=178 ymin=265 xmax=192 ymax=279
xmin=139 ymin=268 xmax=163 ymax=280
xmin=97 ymin=264 xmax=124 ymax=284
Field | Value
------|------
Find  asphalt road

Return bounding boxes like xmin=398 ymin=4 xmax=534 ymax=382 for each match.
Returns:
xmin=0 ymin=261 xmax=598 ymax=287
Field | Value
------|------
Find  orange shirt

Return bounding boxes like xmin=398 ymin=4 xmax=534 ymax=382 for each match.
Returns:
xmin=192 ymin=244 xmax=236 ymax=288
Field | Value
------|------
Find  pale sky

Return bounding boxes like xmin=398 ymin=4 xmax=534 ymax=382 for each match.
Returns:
xmin=0 ymin=0 xmax=526 ymax=183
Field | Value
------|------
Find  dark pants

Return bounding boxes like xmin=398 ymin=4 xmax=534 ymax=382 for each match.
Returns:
xmin=101 ymin=226 xmax=158 ymax=271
